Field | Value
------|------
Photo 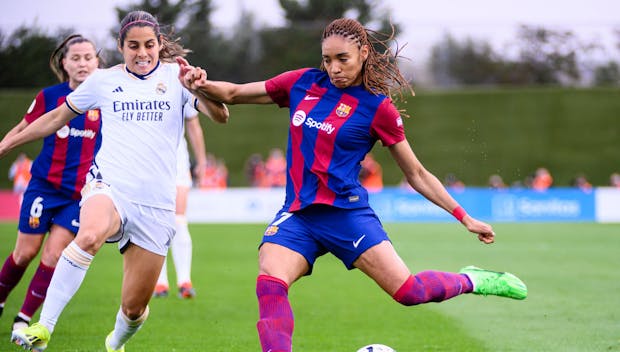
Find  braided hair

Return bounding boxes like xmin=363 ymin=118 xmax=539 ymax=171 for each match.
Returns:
xmin=320 ymin=18 xmax=413 ymax=102
xmin=118 ymin=10 xmax=189 ymax=62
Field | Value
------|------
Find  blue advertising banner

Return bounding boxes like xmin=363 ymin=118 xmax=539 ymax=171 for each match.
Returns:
xmin=369 ymin=188 xmax=596 ymax=222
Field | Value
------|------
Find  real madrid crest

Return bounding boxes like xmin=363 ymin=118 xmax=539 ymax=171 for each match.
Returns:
xmin=156 ymin=82 xmax=167 ymax=95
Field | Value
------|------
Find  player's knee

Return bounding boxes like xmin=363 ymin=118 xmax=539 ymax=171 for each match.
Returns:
xmin=74 ymin=229 xmax=106 ymax=253
xmin=391 ymin=275 xmax=421 ymax=306
xmin=11 ymin=249 xmax=38 ymax=266
xmin=40 ymin=250 xmax=62 ymax=267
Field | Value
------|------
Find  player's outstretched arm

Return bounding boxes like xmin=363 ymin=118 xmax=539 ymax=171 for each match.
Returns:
xmin=0 ymin=104 xmax=76 ymax=158
xmin=177 ymin=57 xmax=273 ymax=105
xmin=176 ymin=57 xmax=229 ymax=123
xmin=0 ymin=119 xmax=29 ymax=145
xmin=197 ymin=95 xmax=229 ymax=124
xmin=389 ymin=139 xmax=495 ymax=244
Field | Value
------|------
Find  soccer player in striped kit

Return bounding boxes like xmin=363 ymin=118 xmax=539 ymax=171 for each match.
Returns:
xmin=0 ymin=34 xmax=101 ymax=332
xmin=0 ymin=10 xmax=228 ymax=352
xmin=180 ymin=18 xmax=528 ymax=352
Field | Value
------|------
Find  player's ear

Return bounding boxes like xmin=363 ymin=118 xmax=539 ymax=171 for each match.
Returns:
xmin=360 ymin=44 xmax=369 ymax=62
xmin=117 ymin=38 xmax=122 ymax=54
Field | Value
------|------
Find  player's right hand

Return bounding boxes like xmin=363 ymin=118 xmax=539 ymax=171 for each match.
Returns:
xmin=462 ymin=216 xmax=495 ymax=244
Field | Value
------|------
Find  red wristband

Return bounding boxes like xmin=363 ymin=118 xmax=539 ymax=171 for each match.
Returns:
xmin=452 ymin=206 xmax=467 ymax=222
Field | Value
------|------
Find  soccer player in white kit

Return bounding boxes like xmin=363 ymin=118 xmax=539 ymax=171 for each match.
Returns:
xmin=0 ymin=10 xmax=229 ymax=352
xmin=154 ymin=103 xmax=206 ymax=299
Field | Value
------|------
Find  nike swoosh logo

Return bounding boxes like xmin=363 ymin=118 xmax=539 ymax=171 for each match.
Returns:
xmin=303 ymin=95 xmax=319 ymax=100
xmin=71 ymin=219 xmax=80 ymax=227
xmin=31 ymin=290 xmax=45 ymax=299
xmin=353 ymin=234 xmax=366 ymax=248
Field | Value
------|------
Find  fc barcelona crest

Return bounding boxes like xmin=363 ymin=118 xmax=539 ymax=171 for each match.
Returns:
xmin=335 ymin=103 xmax=351 ymax=118
xmin=86 ymin=109 xmax=100 ymax=121
xmin=29 ymin=216 xmax=40 ymax=229
xmin=264 ymin=225 xmax=279 ymax=236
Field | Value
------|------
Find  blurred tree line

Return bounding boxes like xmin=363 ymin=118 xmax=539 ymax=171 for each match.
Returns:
xmin=0 ymin=0 xmax=398 ymax=85
xmin=0 ymin=0 xmax=618 ymax=88
xmin=430 ymin=26 xmax=620 ymax=87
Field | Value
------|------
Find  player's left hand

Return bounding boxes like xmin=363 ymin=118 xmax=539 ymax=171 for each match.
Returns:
xmin=176 ymin=57 xmax=207 ymax=91
xmin=462 ymin=215 xmax=495 ymax=244
xmin=176 ymin=57 xmax=193 ymax=85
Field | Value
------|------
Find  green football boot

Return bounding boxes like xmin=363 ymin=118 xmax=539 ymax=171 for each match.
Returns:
xmin=11 ymin=322 xmax=51 ymax=351
xmin=459 ymin=265 xmax=527 ymax=300
xmin=105 ymin=331 xmax=126 ymax=352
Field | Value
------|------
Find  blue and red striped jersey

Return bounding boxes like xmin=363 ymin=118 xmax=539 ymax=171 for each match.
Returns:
xmin=265 ymin=68 xmax=405 ymax=211
xmin=24 ymin=81 xmax=102 ymax=199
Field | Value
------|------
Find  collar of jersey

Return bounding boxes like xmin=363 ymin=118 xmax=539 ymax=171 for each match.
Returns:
xmin=124 ymin=61 xmax=160 ymax=80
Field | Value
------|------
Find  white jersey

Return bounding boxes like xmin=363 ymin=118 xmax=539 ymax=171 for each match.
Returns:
xmin=66 ymin=62 xmax=195 ymax=210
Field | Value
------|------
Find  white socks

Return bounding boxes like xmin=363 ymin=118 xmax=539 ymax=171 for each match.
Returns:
xmin=157 ymin=215 xmax=193 ymax=287
xmin=157 ymin=257 xmax=169 ymax=287
xmin=39 ymin=241 xmax=93 ymax=333
xmin=108 ymin=306 xmax=149 ymax=350
xmin=171 ymin=215 xmax=192 ymax=285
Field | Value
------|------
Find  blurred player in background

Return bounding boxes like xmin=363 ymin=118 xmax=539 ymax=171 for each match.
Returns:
xmin=0 ymin=34 xmax=101 ymax=333
xmin=245 ymin=153 xmax=267 ymax=187
xmin=488 ymin=173 xmax=507 ymax=189
xmin=154 ymin=103 xmax=207 ymax=299
xmin=609 ymin=172 xmax=620 ymax=188
xmin=0 ymin=10 xmax=228 ymax=352
xmin=532 ymin=167 xmax=553 ymax=191
xmin=359 ymin=152 xmax=383 ymax=192
xmin=8 ymin=152 xmax=32 ymax=203
xmin=263 ymin=148 xmax=287 ymax=187
xmin=179 ymin=17 xmax=528 ymax=352
xmin=198 ymin=152 xmax=228 ymax=189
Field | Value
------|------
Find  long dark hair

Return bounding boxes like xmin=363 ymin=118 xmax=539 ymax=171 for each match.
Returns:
xmin=118 ymin=10 xmax=189 ymax=62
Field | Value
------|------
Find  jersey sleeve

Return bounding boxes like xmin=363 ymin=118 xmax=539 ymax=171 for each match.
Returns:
xmin=184 ymin=102 xmax=198 ymax=119
xmin=23 ymin=91 xmax=47 ymax=124
xmin=65 ymin=69 xmax=101 ymax=114
xmin=265 ymin=68 xmax=311 ymax=108
xmin=370 ymin=98 xmax=406 ymax=147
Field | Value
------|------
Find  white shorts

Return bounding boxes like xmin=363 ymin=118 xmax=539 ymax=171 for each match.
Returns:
xmin=176 ymin=137 xmax=192 ymax=188
xmin=81 ymin=173 xmax=175 ymax=256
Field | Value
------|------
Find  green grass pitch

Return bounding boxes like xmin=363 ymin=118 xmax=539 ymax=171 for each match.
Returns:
xmin=0 ymin=222 xmax=618 ymax=351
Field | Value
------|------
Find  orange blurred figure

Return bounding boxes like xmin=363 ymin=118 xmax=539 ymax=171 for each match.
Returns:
xmin=8 ymin=152 xmax=32 ymax=197
xmin=532 ymin=167 xmax=553 ymax=191
xmin=264 ymin=148 xmax=287 ymax=187
xmin=199 ymin=153 xmax=228 ymax=189
xmin=359 ymin=153 xmax=383 ymax=192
